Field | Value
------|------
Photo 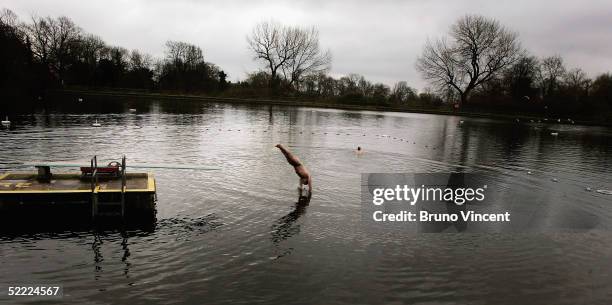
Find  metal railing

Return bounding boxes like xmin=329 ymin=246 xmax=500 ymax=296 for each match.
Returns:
xmin=90 ymin=155 xmax=99 ymax=218
xmin=90 ymin=155 xmax=127 ymax=219
xmin=120 ymin=155 xmax=126 ymax=218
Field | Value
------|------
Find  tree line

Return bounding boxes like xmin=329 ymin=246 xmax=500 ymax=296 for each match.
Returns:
xmin=416 ymin=15 xmax=612 ymax=120
xmin=0 ymin=8 xmax=227 ymax=103
xmin=1 ymin=8 xmax=610 ymax=121
xmin=233 ymin=20 xmax=440 ymax=107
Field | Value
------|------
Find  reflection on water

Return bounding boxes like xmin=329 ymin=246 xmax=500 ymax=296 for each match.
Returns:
xmin=0 ymin=96 xmax=611 ymax=304
xmin=271 ymin=202 xmax=308 ymax=244
xmin=92 ymin=231 xmax=134 ymax=280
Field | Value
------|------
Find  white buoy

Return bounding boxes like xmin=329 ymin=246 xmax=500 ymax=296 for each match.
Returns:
xmin=459 ymin=120 xmax=464 ymax=124
xmin=586 ymin=187 xmax=592 ymax=192
xmin=527 ymin=171 xmax=532 ymax=175
xmin=1 ymin=116 xmax=10 ymax=127
xmin=92 ymin=119 xmax=101 ymax=127
xmin=129 ymin=108 xmax=137 ymax=113
xmin=550 ymin=132 xmax=559 ymax=136
xmin=78 ymin=97 xmax=83 ymax=102
xmin=552 ymin=178 xmax=559 ymax=182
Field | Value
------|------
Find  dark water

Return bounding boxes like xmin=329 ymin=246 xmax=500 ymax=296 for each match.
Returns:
xmin=1 ymin=98 xmax=612 ymax=304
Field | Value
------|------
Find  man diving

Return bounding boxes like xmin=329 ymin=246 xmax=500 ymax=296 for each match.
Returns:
xmin=275 ymin=144 xmax=312 ymax=199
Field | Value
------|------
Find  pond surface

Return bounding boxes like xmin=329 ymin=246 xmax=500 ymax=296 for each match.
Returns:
xmin=1 ymin=98 xmax=612 ymax=304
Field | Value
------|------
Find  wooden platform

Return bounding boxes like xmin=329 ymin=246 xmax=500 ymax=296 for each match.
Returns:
xmin=0 ymin=172 xmax=154 ymax=193
xmin=0 ymin=172 xmax=157 ymax=225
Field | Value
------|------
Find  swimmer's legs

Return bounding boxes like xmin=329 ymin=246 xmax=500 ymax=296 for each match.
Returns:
xmin=276 ymin=144 xmax=301 ymax=167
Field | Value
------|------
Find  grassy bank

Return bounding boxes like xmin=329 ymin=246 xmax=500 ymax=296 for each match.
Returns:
xmin=51 ymin=89 xmax=611 ymax=127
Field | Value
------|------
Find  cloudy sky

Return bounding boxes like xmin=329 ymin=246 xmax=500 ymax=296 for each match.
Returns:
xmin=2 ymin=0 xmax=611 ymax=90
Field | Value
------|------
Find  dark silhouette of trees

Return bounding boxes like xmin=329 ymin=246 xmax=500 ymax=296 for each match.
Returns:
xmin=588 ymin=74 xmax=612 ymax=116
xmin=1 ymin=9 xmax=229 ymax=99
xmin=504 ymin=55 xmax=539 ymax=101
xmin=97 ymin=46 xmax=129 ymax=87
xmin=417 ymin=15 xmax=521 ymax=106
xmin=390 ymin=81 xmax=418 ymax=104
xmin=25 ymin=15 xmax=82 ymax=83
xmin=247 ymin=21 xmax=289 ymax=89
xmin=413 ymin=15 xmax=611 ymax=121
xmin=157 ymin=41 xmax=223 ymax=93
xmin=64 ymin=34 xmax=104 ymax=85
xmin=301 ymin=73 xmax=336 ymax=97
xmin=418 ymin=89 xmax=444 ymax=106
xmin=1 ymin=7 xmax=610 ymax=121
xmin=247 ymin=21 xmax=330 ymax=92
xmin=218 ymin=70 xmax=228 ymax=91
xmin=561 ymin=68 xmax=590 ymax=109
xmin=123 ymin=50 xmax=154 ymax=89
xmin=280 ymin=27 xmax=331 ymax=88
xmin=299 ymin=73 xmax=392 ymax=105
xmin=538 ymin=55 xmax=566 ymax=99
xmin=0 ymin=8 xmax=37 ymax=106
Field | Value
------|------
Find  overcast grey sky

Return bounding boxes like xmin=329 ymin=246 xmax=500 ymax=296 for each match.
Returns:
xmin=2 ymin=0 xmax=611 ymax=90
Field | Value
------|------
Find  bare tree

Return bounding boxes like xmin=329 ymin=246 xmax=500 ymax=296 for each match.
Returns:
xmin=0 ymin=8 xmax=18 ymax=28
xmin=391 ymin=81 xmax=418 ymax=103
xmin=318 ymin=73 xmax=336 ymax=97
xmin=128 ymin=49 xmax=153 ymax=71
xmin=0 ymin=8 xmax=24 ymax=41
xmin=25 ymin=16 xmax=53 ymax=64
xmin=503 ymin=55 xmax=540 ymax=100
xmin=336 ymin=73 xmax=362 ymax=96
xmin=563 ymin=68 xmax=589 ymax=90
xmin=51 ymin=16 xmax=81 ymax=72
xmin=247 ymin=21 xmax=285 ymax=85
xmin=25 ymin=15 xmax=81 ymax=81
xmin=417 ymin=15 xmax=521 ymax=105
xmin=563 ymin=68 xmax=590 ymax=101
xmin=165 ymin=40 xmax=204 ymax=71
xmin=357 ymin=76 xmax=373 ymax=97
xmin=538 ymin=55 xmax=566 ymax=97
xmin=77 ymin=34 xmax=106 ymax=65
xmin=247 ymin=21 xmax=330 ymax=89
xmin=281 ymin=26 xmax=331 ymax=88
xmin=372 ymin=83 xmax=390 ymax=100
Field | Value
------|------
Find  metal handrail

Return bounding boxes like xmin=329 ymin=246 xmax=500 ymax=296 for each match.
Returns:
xmin=90 ymin=155 xmax=127 ymax=219
xmin=91 ymin=155 xmax=98 ymax=218
xmin=120 ymin=155 xmax=126 ymax=218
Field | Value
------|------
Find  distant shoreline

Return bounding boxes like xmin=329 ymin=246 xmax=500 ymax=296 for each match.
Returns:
xmin=51 ymin=89 xmax=611 ymax=127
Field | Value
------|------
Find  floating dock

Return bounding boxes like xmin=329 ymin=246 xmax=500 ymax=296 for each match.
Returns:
xmin=0 ymin=156 xmax=156 ymax=227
